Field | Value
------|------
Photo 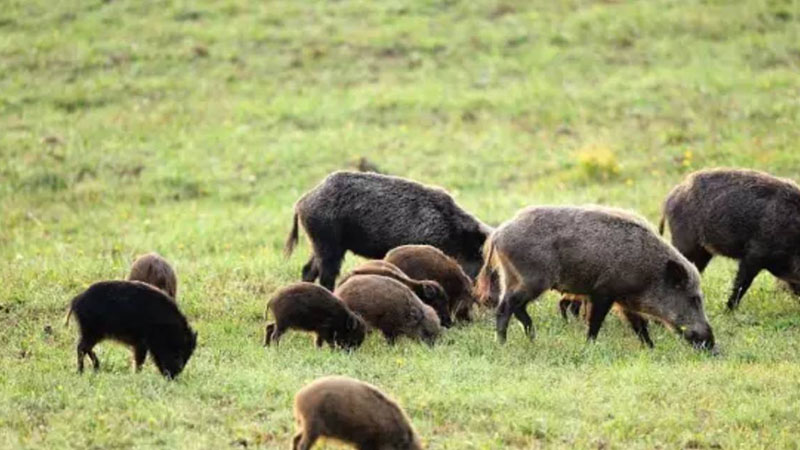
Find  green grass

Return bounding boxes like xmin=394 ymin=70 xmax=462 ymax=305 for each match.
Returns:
xmin=3 ymin=0 xmax=800 ymax=448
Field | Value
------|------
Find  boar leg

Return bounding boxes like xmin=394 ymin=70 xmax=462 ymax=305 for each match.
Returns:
xmin=497 ymin=286 xmax=541 ymax=343
xmin=76 ymin=336 xmax=100 ymax=373
xmin=558 ymin=299 xmax=570 ymax=321
xmin=727 ymin=259 xmax=762 ymax=310
xmin=293 ymin=429 xmax=317 ymax=450
xmin=318 ymin=251 xmax=345 ymax=291
xmin=316 ymin=329 xmax=336 ymax=349
xmin=270 ymin=325 xmax=287 ymax=347
xmin=301 ymin=256 xmax=319 ymax=283
xmin=87 ymin=350 xmax=100 ymax=371
xmin=586 ymin=296 xmax=613 ymax=341
xmin=76 ymin=345 xmax=86 ymax=373
xmin=455 ymin=303 xmax=473 ymax=323
xmin=620 ymin=309 xmax=654 ymax=348
xmin=291 ymin=433 xmax=303 ymax=450
xmin=264 ymin=323 xmax=276 ymax=346
xmin=133 ymin=343 xmax=148 ymax=372
xmin=496 ymin=295 xmax=514 ymax=343
xmin=512 ymin=305 xmax=534 ymax=340
xmin=558 ymin=297 xmax=582 ymax=321
xmin=382 ymin=330 xmax=398 ymax=345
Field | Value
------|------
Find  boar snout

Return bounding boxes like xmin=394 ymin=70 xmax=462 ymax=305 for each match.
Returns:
xmin=683 ymin=323 xmax=715 ymax=351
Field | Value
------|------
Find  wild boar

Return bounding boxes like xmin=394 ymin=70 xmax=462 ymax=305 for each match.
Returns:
xmin=264 ymin=282 xmax=366 ymax=350
xmin=128 ymin=252 xmax=178 ymax=299
xmin=339 ymin=260 xmax=452 ymax=328
xmin=65 ymin=280 xmax=197 ymax=378
xmin=385 ymin=245 xmax=476 ymax=322
xmin=292 ymin=375 xmax=422 ymax=450
xmin=284 ymin=171 xmax=491 ymax=290
xmin=335 ymin=274 xmax=441 ymax=346
xmin=661 ymin=168 xmax=800 ymax=310
xmin=475 ymin=206 xmax=714 ymax=350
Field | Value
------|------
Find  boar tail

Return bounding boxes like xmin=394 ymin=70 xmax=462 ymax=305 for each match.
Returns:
xmin=63 ymin=306 xmax=73 ymax=327
xmin=474 ymin=236 xmax=496 ymax=306
xmin=284 ymin=211 xmax=300 ymax=257
xmin=658 ymin=213 xmax=666 ymax=236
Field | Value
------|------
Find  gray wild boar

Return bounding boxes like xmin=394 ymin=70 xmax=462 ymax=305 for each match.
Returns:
xmin=284 ymin=171 xmax=491 ymax=290
xmin=65 ymin=280 xmax=197 ymax=378
xmin=661 ymin=168 xmax=800 ymax=310
xmin=335 ymin=274 xmax=441 ymax=346
xmin=339 ymin=260 xmax=452 ymax=328
xmin=128 ymin=252 xmax=178 ymax=299
xmin=292 ymin=375 xmax=422 ymax=450
xmin=475 ymin=206 xmax=714 ymax=350
xmin=264 ymin=282 xmax=366 ymax=350
xmin=385 ymin=244 xmax=477 ymax=323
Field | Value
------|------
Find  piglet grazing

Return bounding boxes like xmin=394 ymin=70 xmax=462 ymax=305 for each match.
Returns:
xmin=264 ymin=282 xmax=366 ymax=350
xmin=661 ymin=168 xmax=800 ymax=310
xmin=339 ymin=260 xmax=452 ymax=328
xmin=128 ymin=252 xmax=178 ymax=299
xmin=292 ymin=376 xmax=422 ymax=450
xmin=65 ymin=280 xmax=197 ymax=379
xmin=476 ymin=206 xmax=714 ymax=350
xmin=385 ymin=245 xmax=477 ymax=323
xmin=335 ymin=275 xmax=441 ymax=346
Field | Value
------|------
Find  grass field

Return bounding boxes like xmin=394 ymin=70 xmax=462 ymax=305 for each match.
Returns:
xmin=3 ymin=0 xmax=800 ymax=448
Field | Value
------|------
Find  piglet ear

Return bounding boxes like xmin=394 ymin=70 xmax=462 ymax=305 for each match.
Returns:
xmin=665 ymin=259 xmax=689 ymax=289
xmin=408 ymin=307 xmax=423 ymax=325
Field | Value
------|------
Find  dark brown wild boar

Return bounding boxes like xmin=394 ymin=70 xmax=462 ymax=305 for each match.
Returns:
xmin=475 ymin=206 xmax=714 ymax=350
xmin=264 ymin=282 xmax=366 ymax=350
xmin=128 ymin=252 xmax=177 ymax=299
xmin=661 ymin=168 xmax=800 ymax=310
xmin=292 ymin=375 xmax=422 ymax=450
xmin=335 ymin=274 xmax=441 ymax=346
xmin=339 ymin=260 xmax=452 ymax=327
xmin=284 ymin=171 xmax=491 ymax=290
xmin=65 ymin=280 xmax=197 ymax=378
xmin=385 ymin=245 xmax=477 ymax=323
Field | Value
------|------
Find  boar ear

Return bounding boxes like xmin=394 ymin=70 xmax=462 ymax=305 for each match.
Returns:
xmin=665 ymin=259 xmax=689 ymax=289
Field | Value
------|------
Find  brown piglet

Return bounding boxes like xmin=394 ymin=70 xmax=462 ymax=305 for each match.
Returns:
xmin=292 ymin=375 xmax=423 ymax=450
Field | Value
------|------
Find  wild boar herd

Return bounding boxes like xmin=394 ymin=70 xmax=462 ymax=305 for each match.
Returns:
xmin=64 ymin=167 xmax=800 ymax=449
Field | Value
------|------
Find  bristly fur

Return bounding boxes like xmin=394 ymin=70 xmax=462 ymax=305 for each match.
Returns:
xmin=285 ymin=171 xmax=491 ymax=290
xmin=339 ymin=260 xmax=452 ymax=328
xmin=386 ymin=244 xmax=478 ymax=323
xmin=487 ymin=205 xmax=714 ymax=350
xmin=335 ymin=274 xmax=441 ymax=346
xmin=264 ymin=282 xmax=366 ymax=350
xmin=67 ymin=280 xmax=196 ymax=378
xmin=292 ymin=376 xmax=423 ymax=450
xmin=128 ymin=252 xmax=178 ymax=299
xmin=662 ymin=168 xmax=800 ymax=310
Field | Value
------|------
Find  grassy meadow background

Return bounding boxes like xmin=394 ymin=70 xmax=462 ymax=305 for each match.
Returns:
xmin=3 ymin=0 xmax=800 ymax=448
